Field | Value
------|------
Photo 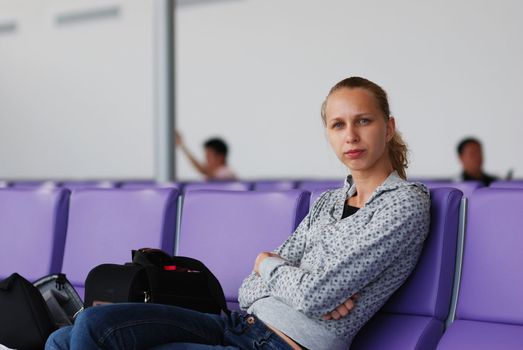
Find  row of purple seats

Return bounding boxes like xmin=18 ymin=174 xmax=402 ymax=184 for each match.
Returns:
xmin=0 ymin=187 xmax=179 ymax=295
xmin=0 ymin=187 xmax=310 ymax=303
xmin=0 ymin=185 xmax=464 ymax=348
xmin=1 ymin=179 xmax=346 ymax=193
xmin=4 ymin=178 xmax=523 ymax=192
xmin=2 ymin=184 xmax=521 ymax=348
xmin=1 ymin=180 xmax=176 ymax=190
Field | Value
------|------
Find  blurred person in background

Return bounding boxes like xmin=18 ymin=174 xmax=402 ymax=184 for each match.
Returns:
xmin=176 ymin=131 xmax=237 ymax=180
xmin=457 ymin=137 xmax=497 ymax=186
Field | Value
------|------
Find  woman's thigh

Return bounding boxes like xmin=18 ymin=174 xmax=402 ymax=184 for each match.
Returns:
xmin=69 ymin=303 xmax=228 ymax=350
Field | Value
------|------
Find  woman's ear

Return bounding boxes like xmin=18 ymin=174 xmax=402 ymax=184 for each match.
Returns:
xmin=386 ymin=116 xmax=396 ymax=142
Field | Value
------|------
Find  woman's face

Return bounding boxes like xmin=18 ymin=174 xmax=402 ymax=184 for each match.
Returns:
xmin=324 ymin=87 xmax=395 ymax=176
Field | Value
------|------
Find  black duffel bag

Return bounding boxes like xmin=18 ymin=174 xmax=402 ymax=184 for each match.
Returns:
xmin=84 ymin=248 xmax=229 ymax=315
xmin=0 ymin=273 xmax=55 ymax=350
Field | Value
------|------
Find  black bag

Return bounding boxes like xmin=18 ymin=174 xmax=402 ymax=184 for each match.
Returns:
xmin=33 ymin=273 xmax=84 ymax=328
xmin=84 ymin=248 xmax=229 ymax=315
xmin=0 ymin=273 xmax=55 ymax=350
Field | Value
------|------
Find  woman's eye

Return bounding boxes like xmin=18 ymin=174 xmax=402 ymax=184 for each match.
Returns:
xmin=332 ymin=122 xmax=343 ymax=129
xmin=357 ymin=118 xmax=370 ymax=126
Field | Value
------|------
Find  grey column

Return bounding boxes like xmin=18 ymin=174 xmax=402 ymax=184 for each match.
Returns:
xmin=153 ymin=0 xmax=175 ymax=181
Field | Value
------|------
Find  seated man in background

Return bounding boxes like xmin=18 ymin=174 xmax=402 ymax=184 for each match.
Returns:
xmin=457 ymin=137 xmax=497 ymax=186
xmin=176 ymin=131 xmax=237 ymax=180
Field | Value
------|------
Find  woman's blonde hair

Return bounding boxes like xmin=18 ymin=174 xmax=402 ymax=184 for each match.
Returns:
xmin=320 ymin=77 xmax=409 ymax=180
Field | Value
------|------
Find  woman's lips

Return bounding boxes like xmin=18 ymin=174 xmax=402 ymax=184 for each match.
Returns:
xmin=344 ymin=149 xmax=365 ymax=159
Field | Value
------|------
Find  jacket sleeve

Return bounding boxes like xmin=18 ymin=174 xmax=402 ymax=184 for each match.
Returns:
xmin=237 ymin=210 xmax=312 ymax=310
xmin=272 ymin=190 xmax=333 ymax=265
xmin=259 ymin=189 xmax=430 ymax=318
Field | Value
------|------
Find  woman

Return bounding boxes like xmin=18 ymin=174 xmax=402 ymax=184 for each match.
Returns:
xmin=46 ymin=77 xmax=430 ymax=350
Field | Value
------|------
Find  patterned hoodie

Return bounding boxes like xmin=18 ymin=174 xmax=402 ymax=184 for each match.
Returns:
xmin=238 ymin=172 xmax=430 ymax=349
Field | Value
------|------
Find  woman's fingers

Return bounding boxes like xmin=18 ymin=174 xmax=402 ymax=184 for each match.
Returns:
xmin=343 ymin=298 xmax=354 ymax=310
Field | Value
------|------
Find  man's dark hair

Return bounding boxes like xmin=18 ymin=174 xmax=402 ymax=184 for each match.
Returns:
xmin=204 ymin=138 xmax=228 ymax=157
xmin=457 ymin=137 xmax=481 ymax=156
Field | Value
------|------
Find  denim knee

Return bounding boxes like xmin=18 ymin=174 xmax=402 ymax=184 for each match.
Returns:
xmin=73 ymin=307 xmax=103 ymax=335
xmin=45 ymin=326 xmax=73 ymax=350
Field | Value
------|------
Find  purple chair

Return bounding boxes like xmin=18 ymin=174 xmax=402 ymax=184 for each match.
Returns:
xmin=61 ymin=188 xmax=179 ymax=299
xmin=10 ymin=180 xmax=58 ymax=189
xmin=252 ymin=180 xmax=297 ymax=191
xmin=309 ymin=188 xmax=340 ymax=205
xmin=489 ymin=180 xmax=523 ymax=189
xmin=351 ymin=188 xmax=463 ymax=350
xmin=183 ymin=181 xmax=251 ymax=193
xmin=437 ymin=188 xmax=523 ymax=349
xmin=298 ymin=179 xmax=345 ymax=193
xmin=0 ymin=188 xmax=70 ymax=281
xmin=61 ymin=181 xmax=116 ymax=190
xmin=421 ymin=181 xmax=483 ymax=198
xmin=120 ymin=181 xmax=179 ymax=189
xmin=177 ymin=189 xmax=310 ymax=310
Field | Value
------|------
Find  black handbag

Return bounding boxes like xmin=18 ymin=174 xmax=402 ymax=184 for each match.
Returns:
xmin=0 ymin=273 xmax=55 ymax=350
xmin=84 ymin=248 xmax=229 ymax=315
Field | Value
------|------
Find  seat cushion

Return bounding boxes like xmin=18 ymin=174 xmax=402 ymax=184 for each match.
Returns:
xmin=352 ymin=313 xmax=443 ymax=350
xmin=437 ymin=320 xmax=523 ymax=350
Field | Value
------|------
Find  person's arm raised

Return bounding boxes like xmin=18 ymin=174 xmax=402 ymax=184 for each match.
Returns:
xmin=175 ymin=131 xmax=209 ymax=176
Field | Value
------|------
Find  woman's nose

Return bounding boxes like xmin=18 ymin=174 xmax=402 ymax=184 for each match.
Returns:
xmin=345 ymin=126 xmax=359 ymax=143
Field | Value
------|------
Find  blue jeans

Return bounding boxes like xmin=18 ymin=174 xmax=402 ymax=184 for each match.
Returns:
xmin=45 ymin=303 xmax=294 ymax=350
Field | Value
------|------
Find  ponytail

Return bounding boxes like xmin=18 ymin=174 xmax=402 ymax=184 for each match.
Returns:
xmin=388 ymin=131 xmax=409 ymax=180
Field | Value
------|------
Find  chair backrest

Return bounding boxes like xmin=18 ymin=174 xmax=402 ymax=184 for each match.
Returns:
xmin=252 ymin=180 xmax=296 ymax=191
xmin=183 ymin=181 xmax=251 ymax=193
xmin=309 ymin=188 xmax=336 ymax=205
xmin=0 ymin=188 xmax=70 ymax=281
xmin=422 ymin=181 xmax=483 ymax=198
xmin=352 ymin=188 xmax=463 ymax=350
xmin=489 ymin=180 xmax=523 ymax=189
xmin=177 ymin=189 xmax=310 ymax=309
xmin=10 ymin=181 xmax=57 ymax=189
xmin=61 ymin=188 xmax=179 ymax=298
xmin=455 ymin=188 xmax=523 ymax=325
xmin=119 ymin=181 xmax=179 ymax=189
xmin=298 ymin=179 xmax=345 ymax=193
xmin=61 ymin=181 xmax=116 ymax=190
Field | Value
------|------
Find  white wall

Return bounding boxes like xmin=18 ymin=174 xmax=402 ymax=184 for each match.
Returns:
xmin=0 ymin=0 xmax=155 ymax=179
xmin=1 ymin=0 xmax=522 ymax=181
xmin=176 ymin=0 xmax=523 ymax=180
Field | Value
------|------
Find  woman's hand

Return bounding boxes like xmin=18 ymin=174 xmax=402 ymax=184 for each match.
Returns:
xmin=254 ymin=252 xmax=280 ymax=275
xmin=322 ymin=294 xmax=359 ymax=320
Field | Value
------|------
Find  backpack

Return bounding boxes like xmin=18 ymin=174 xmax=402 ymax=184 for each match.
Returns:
xmin=0 ymin=273 xmax=55 ymax=350
xmin=33 ymin=273 xmax=84 ymax=328
xmin=84 ymin=248 xmax=229 ymax=315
